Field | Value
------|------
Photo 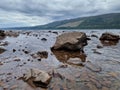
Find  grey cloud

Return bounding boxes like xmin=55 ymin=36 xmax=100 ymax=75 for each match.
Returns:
xmin=0 ymin=0 xmax=120 ymax=27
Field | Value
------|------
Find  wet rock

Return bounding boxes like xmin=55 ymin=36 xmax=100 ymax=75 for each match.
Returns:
xmin=32 ymin=51 xmax=48 ymax=59
xmin=37 ymin=51 xmax=48 ymax=58
xmin=22 ymin=49 xmax=29 ymax=54
xmin=22 ymin=68 xmax=52 ymax=88
xmin=13 ymin=49 xmax=16 ymax=52
xmin=96 ymin=44 xmax=103 ymax=49
xmin=0 ymin=48 xmax=6 ymax=54
xmin=100 ymin=40 xmax=119 ymax=46
xmin=37 ymin=59 xmax=41 ymax=61
xmin=85 ymin=62 xmax=102 ymax=72
xmin=27 ymin=59 xmax=30 ymax=61
xmin=0 ymin=62 xmax=3 ymax=65
xmin=86 ymin=37 xmax=91 ymax=40
xmin=5 ymin=31 xmax=19 ymax=37
xmin=0 ymin=30 xmax=5 ymax=39
xmin=51 ymin=32 xmax=87 ymax=51
xmin=23 ymin=62 xmax=26 ymax=64
xmin=14 ymin=59 xmax=21 ymax=62
xmin=100 ymin=32 xmax=119 ymax=41
xmin=0 ymin=41 xmax=9 ymax=46
xmin=52 ymin=31 xmax=58 ymax=35
xmin=41 ymin=38 xmax=47 ymax=41
xmin=91 ymin=34 xmax=98 ymax=38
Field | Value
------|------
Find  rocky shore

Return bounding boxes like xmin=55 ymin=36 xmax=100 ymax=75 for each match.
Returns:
xmin=0 ymin=30 xmax=120 ymax=90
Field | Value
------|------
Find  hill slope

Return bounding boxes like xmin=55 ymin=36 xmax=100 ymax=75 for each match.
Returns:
xmin=5 ymin=13 xmax=120 ymax=30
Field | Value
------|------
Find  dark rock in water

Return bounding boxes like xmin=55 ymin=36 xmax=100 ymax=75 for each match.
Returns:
xmin=14 ymin=59 xmax=21 ymax=62
xmin=37 ymin=51 xmax=48 ymax=58
xmin=96 ymin=44 xmax=103 ymax=49
xmin=0 ymin=30 xmax=5 ymax=39
xmin=41 ymin=38 xmax=47 ymax=41
xmin=86 ymin=37 xmax=91 ymax=40
xmin=52 ymin=31 xmax=58 ymax=35
xmin=100 ymin=32 xmax=119 ymax=41
xmin=22 ymin=49 xmax=29 ymax=54
xmin=13 ymin=49 xmax=16 ymax=52
xmin=37 ymin=59 xmax=41 ymax=61
xmin=22 ymin=68 xmax=52 ymax=88
xmin=0 ymin=48 xmax=6 ymax=54
xmin=51 ymin=32 xmax=87 ymax=51
xmin=91 ymin=34 xmax=98 ymax=38
xmin=31 ymin=51 xmax=48 ymax=59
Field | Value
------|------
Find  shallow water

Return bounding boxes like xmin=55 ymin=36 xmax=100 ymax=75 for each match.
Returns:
xmin=0 ymin=29 xmax=120 ymax=90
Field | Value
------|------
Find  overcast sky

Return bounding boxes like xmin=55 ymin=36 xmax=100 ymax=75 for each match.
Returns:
xmin=0 ymin=0 xmax=120 ymax=28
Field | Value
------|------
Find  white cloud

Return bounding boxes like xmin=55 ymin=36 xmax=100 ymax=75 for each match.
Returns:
xmin=0 ymin=0 xmax=120 ymax=28
xmin=0 ymin=10 xmax=53 ymax=27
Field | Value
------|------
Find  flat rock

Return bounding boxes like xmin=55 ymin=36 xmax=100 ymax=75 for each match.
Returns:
xmin=52 ymin=32 xmax=87 ymax=51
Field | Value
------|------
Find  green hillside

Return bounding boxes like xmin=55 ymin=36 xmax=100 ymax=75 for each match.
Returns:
xmin=5 ymin=13 xmax=120 ymax=30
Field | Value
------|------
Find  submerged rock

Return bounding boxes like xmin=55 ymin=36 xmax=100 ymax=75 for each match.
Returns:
xmin=41 ymin=38 xmax=47 ymax=41
xmin=85 ymin=61 xmax=102 ymax=72
xmin=51 ymin=32 xmax=87 ymax=51
xmin=100 ymin=32 xmax=119 ymax=41
xmin=22 ymin=68 xmax=52 ymax=88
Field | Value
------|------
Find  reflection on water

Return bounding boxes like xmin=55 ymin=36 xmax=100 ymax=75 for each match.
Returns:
xmin=51 ymin=49 xmax=86 ymax=63
xmin=100 ymin=40 xmax=119 ymax=46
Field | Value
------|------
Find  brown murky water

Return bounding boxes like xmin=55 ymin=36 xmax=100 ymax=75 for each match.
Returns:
xmin=0 ymin=30 xmax=120 ymax=90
